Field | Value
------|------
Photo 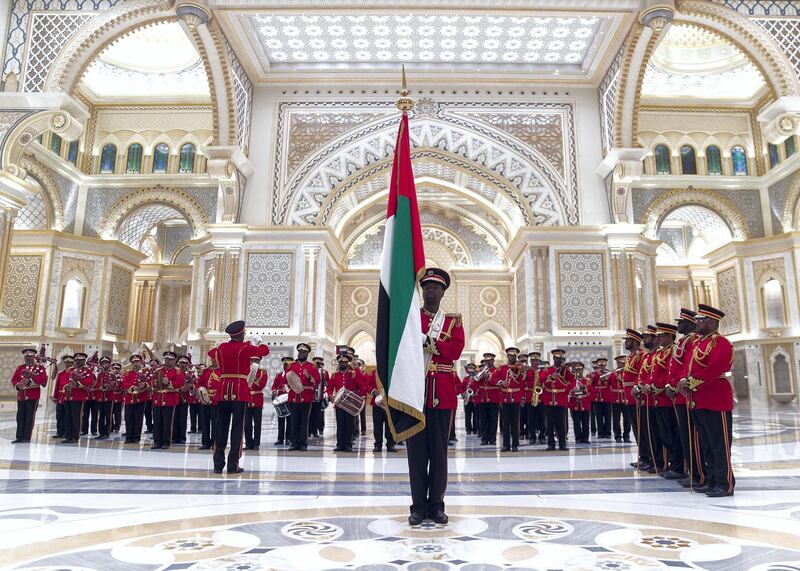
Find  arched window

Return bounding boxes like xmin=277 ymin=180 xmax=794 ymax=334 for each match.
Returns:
xmin=786 ymin=136 xmax=797 ymax=158
xmin=126 ymin=144 xmax=143 ymax=174
xmin=731 ymin=146 xmax=748 ymax=176
xmin=680 ymin=145 xmax=697 ymax=175
xmin=152 ymin=143 xmax=169 ymax=174
xmin=59 ymin=277 xmax=86 ymax=329
xmin=179 ymin=143 xmax=196 ymax=173
xmin=49 ymin=133 xmax=62 ymax=155
xmin=100 ymin=144 xmax=117 ymax=174
xmin=706 ymin=145 xmax=722 ymax=175
xmin=67 ymin=140 xmax=79 ymax=165
xmin=654 ymin=144 xmax=671 ymax=175
xmin=768 ymin=143 xmax=780 ymax=168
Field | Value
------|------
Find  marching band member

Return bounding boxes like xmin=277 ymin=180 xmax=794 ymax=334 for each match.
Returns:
xmin=517 ymin=353 xmax=529 ymax=440
xmin=668 ymin=308 xmax=704 ymax=489
xmin=676 ymin=304 xmax=735 ymax=497
xmin=122 ymin=355 xmax=150 ymax=444
xmin=244 ymin=356 xmax=268 ymax=451
xmin=329 ymin=353 xmax=359 ymax=452
xmin=492 ymin=347 xmax=524 ymax=452
xmin=208 ymin=321 xmax=269 ymax=473
xmin=111 ymin=362 xmax=124 ymax=433
xmin=480 ymin=352 xmax=501 ymax=446
xmin=151 ymin=351 xmax=184 ymax=451
xmin=608 ymin=355 xmax=631 ymax=443
xmin=622 ymin=329 xmax=646 ymax=467
xmin=309 ymin=356 xmax=327 ymax=438
xmin=52 ymin=354 xmax=75 ymax=439
xmin=364 ymin=362 xmax=396 ymax=452
xmin=286 ymin=343 xmax=320 ymax=452
xmin=540 ymin=349 xmax=575 ymax=451
xmin=525 ymin=352 xmax=546 ymax=445
xmin=652 ymin=322 xmax=685 ymax=479
xmin=94 ymin=356 xmax=114 ymax=439
xmin=195 ymin=363 xmax=217 ymax=450
xmin=81 ymin=352 xmax=100 ymax=437
xmin=271 ymin=357 xmax=292 ymax=446
xmin=63 ymin=352 xmax=94 ymax=443
xmin=11 ymin=348 xmax=48 ymax=443
xmin=636 ymin=325 xmax=661 ymax=473
xmin=568 ymin=364 xmax=591 ymax=444
xmin=461 ymin=363 xmax=477 ymax=435
xmin=590 ymin=358 xmax=612 ymax=439
xmin=173 ymin=355 xmax=195 ymax=445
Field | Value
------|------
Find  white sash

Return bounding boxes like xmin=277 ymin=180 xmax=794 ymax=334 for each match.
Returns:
xmin=423 ymin=308 xmax=446 ymax=373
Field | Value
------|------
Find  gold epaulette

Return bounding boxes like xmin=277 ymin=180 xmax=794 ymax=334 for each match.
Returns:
xmin=446 ymin=313 xmax=462 ymax=326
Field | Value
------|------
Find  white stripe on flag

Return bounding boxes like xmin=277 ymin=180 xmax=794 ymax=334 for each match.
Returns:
xmin=387 ymin=288 xmax=425 ymax=412
xmin=378 ymin=215 xmax=394 ymax=291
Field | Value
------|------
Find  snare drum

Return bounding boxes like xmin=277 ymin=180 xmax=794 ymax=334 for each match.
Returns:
xmin=272 ymin=393 xmax=291 ymax=418
xmin=332 ymin=387 xmax=365 ymax=417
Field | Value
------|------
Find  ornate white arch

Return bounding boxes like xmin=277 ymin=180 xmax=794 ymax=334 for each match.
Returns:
xmin=18 ymin=156 xmax=65 ymax=231
xmin=642 ymin=188 xmax=750 ymax=240
xmin=98 ymin=186 xmax=208 ymax=241
xmin=615 ymin=0 xmax=800 ymax=149
xmin=278 ymin=115 xmax=573 ymax=227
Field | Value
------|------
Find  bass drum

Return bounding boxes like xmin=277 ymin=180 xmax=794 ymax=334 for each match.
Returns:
xmin=332 ymin=387 xmax=365 ymax=417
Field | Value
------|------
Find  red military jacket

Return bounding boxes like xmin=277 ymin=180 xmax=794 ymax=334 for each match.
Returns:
xmin=11 ymin=363 xmax=48 ymax=401
xmin=589 ymin=369 xmax=611 ymax=403
xmin=422 ymin=310 xmax=466 ymax=410
xmin=467 ymin=375 xmax=483 ymax=404
xmin=491 ymin=364 xmax=525 ymax=404
xmin=651 ymin=344 xmax=676 ymax=407
xmin=180 ymin=369 xmax=197 ymax=405
xmin=198 ymin=368 xmax=223 ymax=405
xmin=122 ymin=369 xmax=152 ymax=405
xmin=623 ymin=350 xmax=644 ymax=405
xmin=92 ymin=369 xmax=116 ymax=402
xmin=479 ymin=366 xmax=504 ymax=405
xmin=355 ymin=367 xmax=371 ymax=398
xmin=208 ymin=341 xmax=269 ymax=403
xmin=637 ymin=350 xmax=657 ymax=407
xmin=688 ymin=333 xmax=734 ymax=412
xmin=54 ymin=369 xmax=70 ymax=404
xmin=271 ymin=371 xmax=288 ymax=398
xmin=152 ymin=367 xmax=185 ymax=407
xmin=568 ymin=379 xmax=591 ymax=411
xmin=328 ymin=369 xmax=361 ymax=396
xmin=63 ymin=366 xmax=94 ymax=401
xmin=608 ymin=368 xmax=627 ymax=404
xmin=667 ymin=333 xmax=698 ymax=406
xmin=524 ymin=367 xmax=542 ymax=406
xmin=539 ymin=366 xmax=576 ymax=407
xmin=112 ymin=372 xmax=125 ymax=403
xmin=249 ymin=369 xmax=269 ymax=408
xmin=287 ymin=360 xmax=320 ymax=404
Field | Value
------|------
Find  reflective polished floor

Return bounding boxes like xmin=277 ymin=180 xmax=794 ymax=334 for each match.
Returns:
xmin=1 ymin=400 xmax=800 ymax=571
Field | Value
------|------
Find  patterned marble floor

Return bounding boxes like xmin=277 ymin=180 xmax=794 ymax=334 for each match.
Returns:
xmin=1 ymin=399 xmax=800 ymax=571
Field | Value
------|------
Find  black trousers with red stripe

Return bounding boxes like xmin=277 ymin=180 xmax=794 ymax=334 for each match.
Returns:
xmin=694 ymin=409 xmax=735 ymax=492
xmin=214 ymin=400 xmax=246 ymax=471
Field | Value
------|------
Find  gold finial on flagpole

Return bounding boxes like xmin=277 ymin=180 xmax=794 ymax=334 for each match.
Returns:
xmin=396 ymin=64 xmax=414 ymax=113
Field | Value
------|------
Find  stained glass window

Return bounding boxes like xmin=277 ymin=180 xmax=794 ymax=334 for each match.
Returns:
xmin=731 ymin=146 xmax=748 ymax=176
xmin=126 ymin=143 xmax=143 ymax=174
xmin=152 ymin=143 xmax=169 ymax=174
xmin=680 ymin=145 xmax=697 ymax=175
xmin=786 ymin=136 xmax=797 ymax=158
xmin=100 ymin=144 xmax=117 ymax=174
xmin=706 ymin=145 xmax=722 ymax=175
xmin=67 ymin=140 xmax=78 ymax=165
xmin=179 ymin=143 xmax=195 ymax=173
xmin=49 ymin=133 xmax=62 ymax=155
xmin=768 ymin=143 xmax=780 ymax=168
xmin=654 ymin=145 xmax=671 ymax=175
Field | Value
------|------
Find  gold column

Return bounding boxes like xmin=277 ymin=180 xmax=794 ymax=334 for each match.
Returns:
xmin=302 ymin=246 xmax=320 ymax=334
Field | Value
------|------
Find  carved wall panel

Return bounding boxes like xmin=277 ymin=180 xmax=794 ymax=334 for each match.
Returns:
xmin=752 ymin=257 xmax=786 ymax=286
xmin=556 ymin=252 xmax=607 ymax=329
xmin=339 ymin=284 xmax=377 ymax=335
xmin=105 ymin=265 xmax=131 ymax=336
xmin=469 ymin=285 xmax=512 ymax=335
xmin=324 ymin=264 xmax=336 ymax=338
xmin=762 ymin=343 xmax=796 ymax=397
xmin=716 ymin=266 xmax=743 ymax=335
xmin=515 ymin=263 xmax=527 ymax=335
xmin=0 ymin=346 xmax=27 ymax=398
xmin=245 ymin=252 xmax=293 ymax=328
xmin=0 ymin=255 xmax=42 ymax=329
xmin=45 ymin=252 xmax=103 ymax=338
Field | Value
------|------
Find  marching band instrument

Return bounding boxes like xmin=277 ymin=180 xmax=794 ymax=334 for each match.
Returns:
xmin=272 ymin=393 xmax=291 ymax=418
xmin=531 ymin=385 xmax=543 ymax=407
xmin=285 ymin=371 xmax=303 ymax=394
xmin=461 ymin=387 xmax=474 ymax=404
xmin=332 ymin=387 xmax=365 ymax=416
xmin=371 ymin=388 xmax=386 ymax=410
xmin=246 ymin=361 xmax=259 ymax=387
xmin=197 ymin=386 xmax=212 ymax=405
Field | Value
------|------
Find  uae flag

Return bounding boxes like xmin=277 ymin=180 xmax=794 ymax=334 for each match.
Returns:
xmin=376 ymin=112 xmax=426 ymax=442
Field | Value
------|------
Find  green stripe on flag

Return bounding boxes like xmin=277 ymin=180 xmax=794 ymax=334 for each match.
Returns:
xmin=386 ymin=195 xmax=415 ymax=385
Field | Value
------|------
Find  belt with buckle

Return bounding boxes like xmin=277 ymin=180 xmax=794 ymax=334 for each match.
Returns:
xmin=427 ymin=363 xmax=453 ymax=373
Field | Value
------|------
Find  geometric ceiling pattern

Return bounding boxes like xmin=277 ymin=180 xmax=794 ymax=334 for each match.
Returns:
xmin=117 ymin=204 xmax=185 ymax=250
xmin=249 ymin=14 xmax=604 ymax=71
